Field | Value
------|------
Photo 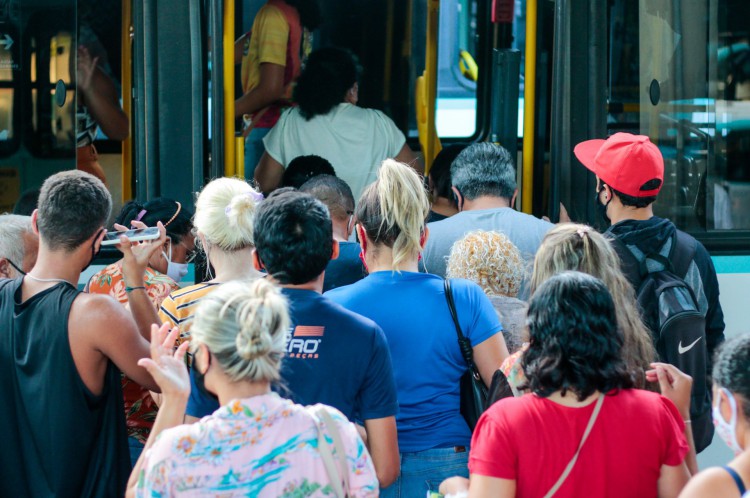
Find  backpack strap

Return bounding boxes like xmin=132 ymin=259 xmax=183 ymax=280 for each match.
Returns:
xmin=608 ymin=235 xmax=642 ymax=288
xmin=670 ymin=230 xmax=698 ymax=278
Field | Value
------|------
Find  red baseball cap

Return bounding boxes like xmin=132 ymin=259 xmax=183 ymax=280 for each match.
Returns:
xmin=574 ymin=133 xmax=664 ymax=198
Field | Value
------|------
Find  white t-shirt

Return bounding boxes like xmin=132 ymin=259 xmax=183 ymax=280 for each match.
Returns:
xmin=263 ymin=103 xmax=407 ymax=200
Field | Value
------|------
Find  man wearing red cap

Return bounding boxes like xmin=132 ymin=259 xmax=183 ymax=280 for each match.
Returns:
xmin=575 ymin=132 xmax=725 ymax=453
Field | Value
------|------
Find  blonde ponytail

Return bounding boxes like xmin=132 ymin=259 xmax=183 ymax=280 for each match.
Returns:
xmin=193 ymin=177 xmax=261 ymax=251
xmin=357 ymin=159 xmax=429 ymax=270
xmin=190 ymin=279 xmax=289 ymax=383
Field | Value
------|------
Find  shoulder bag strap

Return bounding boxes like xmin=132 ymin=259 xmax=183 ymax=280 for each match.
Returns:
xmin=307 ymin=406 xmax=346 ymax=498
xmin=444 ymin=279 xmax=476 ymax=369
xmin=671 ymin=231 xmax=697 ymax=278
xmin=316 ymin=407 xmax=352 ymax=496
xmin=543 ymin=394 xmax=605 ymax=498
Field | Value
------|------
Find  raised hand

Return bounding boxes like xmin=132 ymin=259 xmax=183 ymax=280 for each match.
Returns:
xmin=138 ymin=323 xmax=191 ymax=400
xmin=646 ymin=362 xmax=693 ymax=419
xmin=76 ymin=46 xmax=99 ymax=94
xmin=115 ymin=221 xmax=167 ymax=287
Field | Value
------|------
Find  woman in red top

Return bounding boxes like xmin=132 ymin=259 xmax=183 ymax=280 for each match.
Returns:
xmin=441 ymin=271 xmax=695 ymax=498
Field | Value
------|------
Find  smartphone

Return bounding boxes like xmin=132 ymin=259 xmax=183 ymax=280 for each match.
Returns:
xmin=101 ymin=227 xmax=160 ymax=246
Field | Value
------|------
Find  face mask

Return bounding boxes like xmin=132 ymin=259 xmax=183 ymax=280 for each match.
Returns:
xmin=162 ymin=241 xmax=189 ymax=283
xmin=7 ymin=259 xmax=26 ymax=277
xmin=194 ymin=347 xmax=218 ymax=401
xmin=594 ymin=186 xmax=612 ymax=225
xmin=82 ymin=228 xmax=104 ymax=272
xmin=712 ymin=387 xmax=744 ymax=455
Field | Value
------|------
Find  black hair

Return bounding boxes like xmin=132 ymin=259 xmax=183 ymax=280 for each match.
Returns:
xmin=713 ymin=334 xmax=750 ymax=419
xmin=430 ymin=143 xmax=467 ymax=200
xmin=607 ymin=178 xmax=662 ymax=208
xmin=294 ymin=47 xmax=362 ymax=120
xmin=299 ymin=174 xmax=354 ymax=220
xmin=284 ymin=0 xmax=322 ymax=31
xmin=253 ymin=189 xmax=333 ymax=285
xmin=13 ymin=189 xmax=40 ymax=216
xmin=115 ymin=198 xmax=193 ymax=244
xmin=521 ymin=271 xmax=635 ymax=400
xmin=282 ymin=155 xmax=336 ymax=189
xmin=37 ymin=171 xmax=112 ymax=251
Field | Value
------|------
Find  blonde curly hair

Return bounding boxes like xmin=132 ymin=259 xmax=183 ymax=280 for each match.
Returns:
xmin=446 ymin=230 xmax=524 ymax=297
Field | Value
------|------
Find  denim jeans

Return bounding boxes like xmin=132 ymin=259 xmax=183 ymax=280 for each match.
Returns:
xmin=380 ymin=447 xmax=469 ymax=498
xmin=244 ymin=127 xmax=271 ymax=182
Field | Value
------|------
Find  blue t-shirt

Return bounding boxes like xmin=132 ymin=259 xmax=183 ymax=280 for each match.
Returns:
xmin=326 ymin=272 xmax=503 ymax=452
xmin=186 ymin=288 xmax=399 ymax=423
xmin=323 ymin=241 xmax=365 ymax=292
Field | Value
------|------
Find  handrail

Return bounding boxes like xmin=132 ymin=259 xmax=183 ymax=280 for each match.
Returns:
xmin=416 ymin=0 xmax=442 ymax=174
xmin=223 ymin=0 xmax=237 ymax=177
xmin=188 ymin=0 xmax=206 ymax=193
xmin=121 ymin=0 xmax=133 ymax=200
xmin=521 ymin=0 xmax=537 ymax=214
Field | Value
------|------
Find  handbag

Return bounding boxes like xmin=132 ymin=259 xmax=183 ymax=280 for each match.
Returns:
xmin=444 ymin=279 xmax=489 ymax=431
xmin=542 ymin=394 xmax=605 ymax=498
xmin=307 ymin=405 xmax=351 ymax=498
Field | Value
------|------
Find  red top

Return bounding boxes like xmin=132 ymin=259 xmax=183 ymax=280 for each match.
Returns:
xmin=469 ymin=389 xmax=688 ymax=498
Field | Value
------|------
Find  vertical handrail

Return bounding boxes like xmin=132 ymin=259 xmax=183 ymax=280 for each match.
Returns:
xmin=223 ymin=0 xmax=236 ymax=177
xmin=188 ymin=0 xmax=206 ymax=193
xmin=521 ymin=0 xmax=537 ymax=214
xmin=121 ymin=0 xmax=133 ymax=200
xmin=417 ymin=0 xmax=442 ymax=174
xmin=210 ymin=0 xmax=225 ymax=179
xmin=143 ymin=0 xmax=158 ymax=199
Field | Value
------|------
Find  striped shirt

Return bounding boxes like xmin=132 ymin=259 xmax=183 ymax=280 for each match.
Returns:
xmin=158 ymin=283 xmax=221 ymax=346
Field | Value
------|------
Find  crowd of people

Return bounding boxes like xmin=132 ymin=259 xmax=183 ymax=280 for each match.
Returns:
xmin=0 ymin=1 xmax=744 ymax=494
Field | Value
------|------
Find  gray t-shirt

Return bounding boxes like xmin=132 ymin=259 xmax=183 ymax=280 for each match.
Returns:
xmin=423 ymin=208 xmax=553 ymax=277
xmin=489 ymin=295 xmax=528 ymax=355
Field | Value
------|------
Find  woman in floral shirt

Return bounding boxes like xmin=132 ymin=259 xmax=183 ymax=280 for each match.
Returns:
xmin=87 ymin=198 xmax=194 ymax=465
xmin=128 ymin=280 xmax=378 ymax=497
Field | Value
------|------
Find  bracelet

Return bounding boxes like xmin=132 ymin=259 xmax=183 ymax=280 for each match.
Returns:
xmin=683 ymin=419 xmax=692 ymax=424
xmin=125 ymin=286 xmax=146 ymax=293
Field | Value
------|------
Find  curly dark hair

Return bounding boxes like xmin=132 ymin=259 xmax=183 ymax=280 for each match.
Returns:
xmin=115 ymin=198 xmax=193 ymax=244
xmin=713 ymin=333 xmax=750 ymax=419
xmin=294 ymin=47 xmax=361 ymax=120
xmin=521 ymin=271 xmax=635 ymax=400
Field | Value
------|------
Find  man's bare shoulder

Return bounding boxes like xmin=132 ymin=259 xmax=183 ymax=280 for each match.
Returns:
xmin=70 ymin=292 xmax=134 ymax=332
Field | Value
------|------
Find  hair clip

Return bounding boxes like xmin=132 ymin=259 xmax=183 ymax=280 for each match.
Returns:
xmin=225 ymin=190 xmax=264 ymax=216
xmin=576 ymin=226 xmax=591 ymax=238
xmin=134 ymin=209 xmax=147 ymax=222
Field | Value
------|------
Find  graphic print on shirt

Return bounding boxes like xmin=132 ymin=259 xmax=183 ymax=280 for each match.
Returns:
xmin=286 ymin=325 xmax=324 ymax=359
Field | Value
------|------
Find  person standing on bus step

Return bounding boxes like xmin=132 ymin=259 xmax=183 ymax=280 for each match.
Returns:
xmin=299 ymin=174 xmax=367 ymax=292
xmin=254 ymin=47 xmax=422 ymax=199
xmin=0 ymin=171 xmax=167 ymax=497
xmin=422 ymin=142 xmax=553 ymax=280
xmin=0 ymin=214 xmax=38 ymax=279
xmin=235 ymin=0 xmax=321 ymax=179
xmin=574 ymin=132 xmax=726 ymax=452
xmin=86 ymin=198 xmax=194 ymax=466
xmin=326 ymin=160 xmax=508 ymax=498
xmin=185 ymin=188 xmax=401 ymax=488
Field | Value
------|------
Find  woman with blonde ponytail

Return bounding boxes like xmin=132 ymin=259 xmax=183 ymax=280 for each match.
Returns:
xmin=327 ymin=159 xmax=509 ymax=497
xmin=128 ymin=280 xmax=379 ymax=497
xmin=158 ymin=177 xmax=263 ymax=346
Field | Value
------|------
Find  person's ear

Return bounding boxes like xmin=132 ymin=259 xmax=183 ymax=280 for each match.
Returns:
xmin=331 ymin=239 xmax=340 ymax=261
xmin=30 ymin=210 xmax=40 ymax=235
xmin=356 ymin=224 xmax=367 ymax=252
xmin=252 ymin=249 xmax=265 ymax=271
xmin=94 ymin=227 xmax=106 ymax=252
xmin=451 ymin=186 xmax=464 ymax=211
xmin=0 ymin=258 xmax=12 ymax=279
xmin=420 ymin=227 xmax=430 ymax=249
xmin=511 ymin=189 xmax=519 ymax=209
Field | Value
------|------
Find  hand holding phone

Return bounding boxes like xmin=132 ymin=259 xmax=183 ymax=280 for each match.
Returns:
xmin=114 ymin=221 xmax=168 ymax=286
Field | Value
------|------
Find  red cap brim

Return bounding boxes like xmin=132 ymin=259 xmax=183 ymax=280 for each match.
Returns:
xmin=574 ymin=139 xmax=606 ymax=176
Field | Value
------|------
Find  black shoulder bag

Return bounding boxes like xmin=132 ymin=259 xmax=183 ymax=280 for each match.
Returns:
xmin=444 ymin=279 xmax=488 ymax=431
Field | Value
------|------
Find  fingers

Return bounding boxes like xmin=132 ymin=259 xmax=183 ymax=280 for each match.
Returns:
xmin=162 ymin=326 xmax=181 ymax=350
xmin=174 ymin=340 xmax=190 ymax=360
xmin=113 ymin=223 xmax=129 ymax=232
xmin=130 ymin=220 xmax=147 ymax=229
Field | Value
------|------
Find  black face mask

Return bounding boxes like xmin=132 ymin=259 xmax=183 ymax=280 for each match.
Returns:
xmin=7 ymin=259 xmax=26 ymax=276
xmin=194 ymin=349 xmax=218 ymax=401
xmin=595 ymin=187 xmax=612 ymax=225
xmin=82 ymin=228 xmax=104 ymax=273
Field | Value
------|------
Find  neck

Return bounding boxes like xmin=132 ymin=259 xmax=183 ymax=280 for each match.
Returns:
xmin=208 ymin=247 xmax=260 ymax=282
xmin=461 ymin=195 xmax=512 ymax=212
xmin=282 ymin=273 xmax=325 ymax=293
xmin=431 ymin=196 xmax=458 ymax=217
xmin=331 ymin=219 xmax=350 ymax=242
xmin=608 ymin=204 xmax=654 ymax=225
xmin=366 ymin=244 xmax=420 ymax=273
xmin=214 ymin=379 xmax=271 ymax=406
xmin=546 ymin=390 xmax=601 ymax=407
xmin=28 ymin=247 xmax=84 ymax=286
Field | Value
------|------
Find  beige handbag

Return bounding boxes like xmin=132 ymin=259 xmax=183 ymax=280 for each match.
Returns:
xmin=307 ymin=405 xmax=351 ymax=498
xmin=543 ymin=394 xmax=605 ymax=498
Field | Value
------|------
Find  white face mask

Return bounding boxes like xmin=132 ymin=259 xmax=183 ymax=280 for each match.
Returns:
xmin=162 ymin=241 xmax=189 ymax=283
xmin=712 ymin=387 xmax=744 ymax=456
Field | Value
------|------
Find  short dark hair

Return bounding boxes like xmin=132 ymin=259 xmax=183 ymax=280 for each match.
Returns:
xmin=115 ymin=198 xmax=193 ymax=243
xmin=430 ymin=143 xmax=467 ymax=199
xmin=713 ymin=334 xmax=750 ymax=419
xmin=13 ymin=189 xmax=40 ymax=216
xmin=253 ymin=190 xmax=333 ymax=285
xmin=294 ymin=47 xmax=362 ymax=120
xmin=608 ymin=179 xmax=661 ymax=208
xmin=299 ymin=174 xmax=354 ymax=220
xmin=521 ymin=271 xmax=634 ymax=400
xmin=451 ymin=142 xmax=517 ymax=200
xmin=37 ymin=170 xmax=112 ymax=251
xmin=282 ymin=155 xmax=336 ymax=189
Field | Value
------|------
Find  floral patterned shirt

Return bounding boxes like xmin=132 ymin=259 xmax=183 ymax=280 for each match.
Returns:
xmin=87 ymin=262 xmax=179 ymax=443
xmin=136 ymin=393 xmax=379 ymax=497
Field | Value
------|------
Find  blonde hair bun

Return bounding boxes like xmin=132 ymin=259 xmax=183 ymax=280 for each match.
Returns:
xmin=194 ymin=177 xmax=260 ymax=251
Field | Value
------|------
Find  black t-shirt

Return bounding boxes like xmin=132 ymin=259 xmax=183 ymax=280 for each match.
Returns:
xmin=323 ymin=241 xmax=366 ymax=292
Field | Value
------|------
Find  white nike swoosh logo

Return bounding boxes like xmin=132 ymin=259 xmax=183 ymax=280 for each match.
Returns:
xmin=678 ymin=337 xmax=702 ymax=355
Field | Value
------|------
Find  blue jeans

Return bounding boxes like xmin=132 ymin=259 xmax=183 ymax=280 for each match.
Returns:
xmin=380 ymin=447 xmax=469 ymax=498
xmin=244 ymin=127 xmax=271 ymax=181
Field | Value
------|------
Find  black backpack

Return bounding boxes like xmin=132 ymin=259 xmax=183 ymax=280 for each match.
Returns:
xmin=612 ymin=231 xmax=713 ymax=452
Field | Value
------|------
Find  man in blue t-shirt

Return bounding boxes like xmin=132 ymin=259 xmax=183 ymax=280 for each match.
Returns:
xmin=186 ymin=189 xmax=399 ymax=488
